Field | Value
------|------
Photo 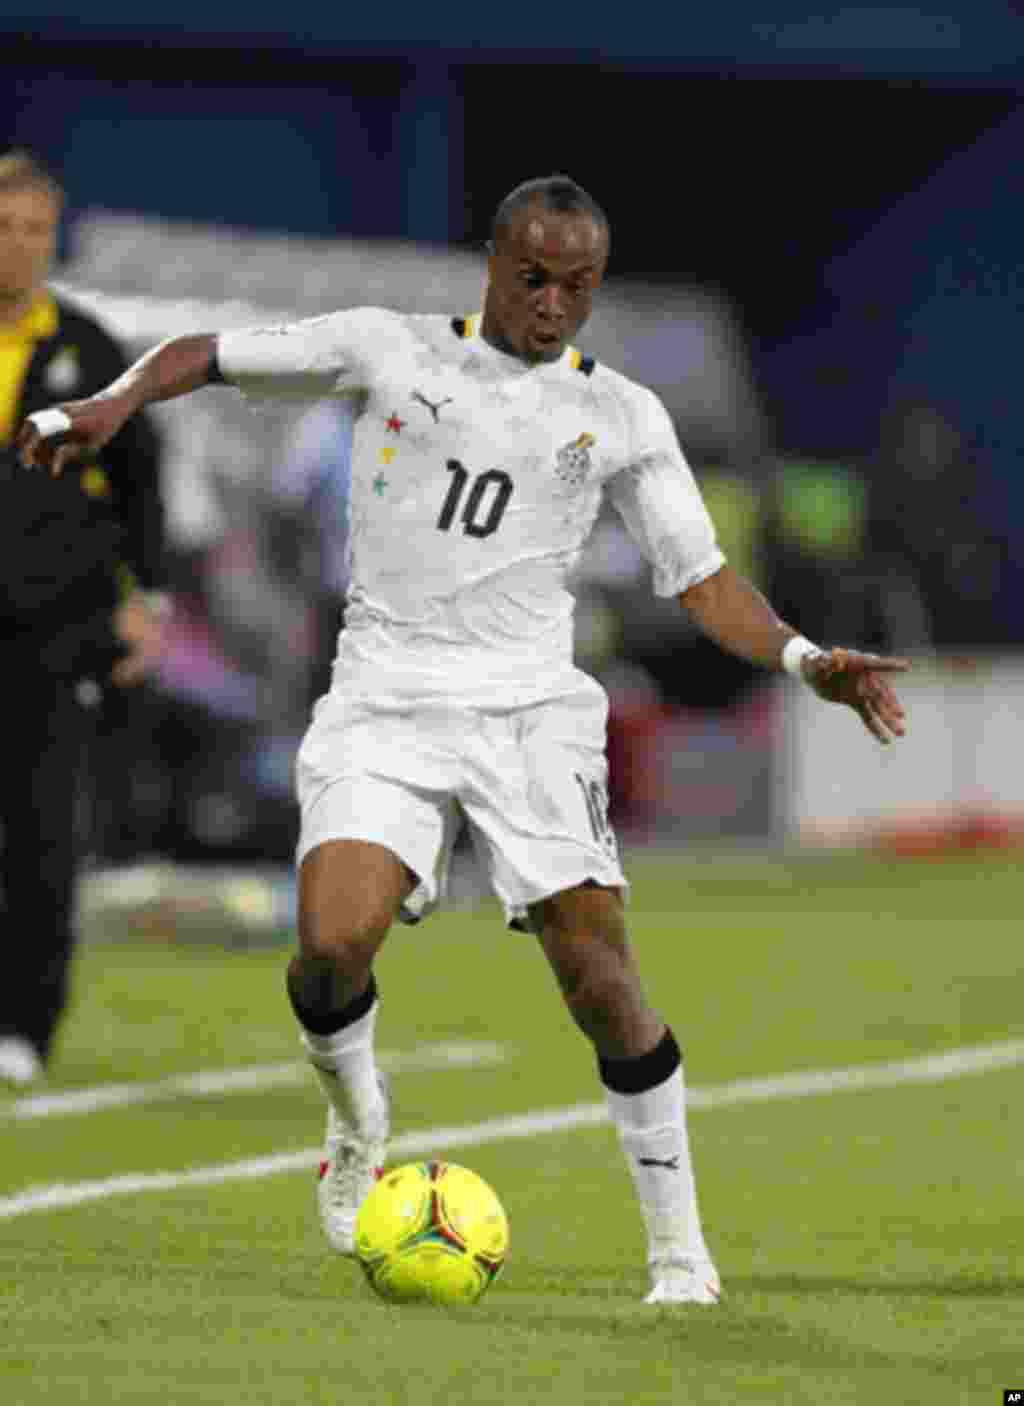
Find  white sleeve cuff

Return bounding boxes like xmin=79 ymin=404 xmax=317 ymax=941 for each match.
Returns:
xmin=652 ymin=548 xmax=726 ymax=598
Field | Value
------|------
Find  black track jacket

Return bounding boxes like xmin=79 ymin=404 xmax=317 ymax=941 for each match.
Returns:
xmin=0 ymin=293 xmax=164 ymax=682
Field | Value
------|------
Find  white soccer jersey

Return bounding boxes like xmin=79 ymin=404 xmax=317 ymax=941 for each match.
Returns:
xmin=217 ymin=309 xmax=725 ymax=706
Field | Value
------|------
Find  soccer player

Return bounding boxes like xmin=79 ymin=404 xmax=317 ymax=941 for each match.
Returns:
xmin=19 ymin=176 xmax=908 ymax=1304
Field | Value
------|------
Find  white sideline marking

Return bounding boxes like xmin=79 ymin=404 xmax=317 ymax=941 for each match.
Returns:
xmin=1 ymin=1038 xmax=1021 ymax=1223
xmin=5 ymin=1042 xmax=510 ymax=1122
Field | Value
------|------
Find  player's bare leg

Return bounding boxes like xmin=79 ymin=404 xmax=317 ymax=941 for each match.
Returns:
xmin=288 ymin=838 xmax=416 ymax=1255
xmin=530 ymin=881 xmax=719 ymax=1305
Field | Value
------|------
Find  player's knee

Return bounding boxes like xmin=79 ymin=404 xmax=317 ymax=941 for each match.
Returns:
xmin=296 ymin=841 xmax=409 ymax=968
xmin=561 ymin=954 xmax=637 ymax=1037
xmin=296 ymin=902 xmax=391 ymax=969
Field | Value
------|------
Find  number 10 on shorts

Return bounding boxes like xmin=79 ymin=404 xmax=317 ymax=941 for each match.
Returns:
xmin=575 ymin=771 xmax=613 ymax=850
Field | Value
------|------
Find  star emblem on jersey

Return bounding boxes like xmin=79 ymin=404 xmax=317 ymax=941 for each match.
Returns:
xmin=555 ymin=432 xmax=596 ymax=488
xmin=385 ymin=413 xmax=405 ymax=434
xmin=411 ymin=390 xmax=453 ymax=423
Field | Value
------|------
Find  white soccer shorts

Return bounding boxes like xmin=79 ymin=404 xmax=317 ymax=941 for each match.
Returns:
xmin=295 ymin=681 xmax=628 ymax=928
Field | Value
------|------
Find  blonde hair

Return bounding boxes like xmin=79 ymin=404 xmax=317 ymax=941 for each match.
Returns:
xmin=0 ymin=150 xmax=63 ymax=206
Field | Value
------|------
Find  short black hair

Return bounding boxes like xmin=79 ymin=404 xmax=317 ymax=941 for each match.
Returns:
xmin=490 ymin=175 xmax=609 ymax=249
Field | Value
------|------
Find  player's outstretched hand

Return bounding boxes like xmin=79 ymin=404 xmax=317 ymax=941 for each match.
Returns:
xmin=16 ymin=395 xmax=134 ymax=478
xmin=802 ymin=647 xmax=910 ymax=745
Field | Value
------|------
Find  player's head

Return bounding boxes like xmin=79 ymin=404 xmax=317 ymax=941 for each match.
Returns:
xmin=0 ymin=151 xmax=62 ymax=312
xmin=483 ymin=175 xmax=610 ymax=365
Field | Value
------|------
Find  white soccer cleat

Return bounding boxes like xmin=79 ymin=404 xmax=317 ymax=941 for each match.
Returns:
xmin=316 ymin=1098 xmax=389 ymax=1257
xmin=645 ymin=1256 xmax=721 ymax=1306
xmin=0 ymin=1036 xmax=44 ymax=1087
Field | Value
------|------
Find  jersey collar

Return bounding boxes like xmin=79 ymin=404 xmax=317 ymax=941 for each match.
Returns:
xmin=450 ymin=313 xmax=585 ymax=373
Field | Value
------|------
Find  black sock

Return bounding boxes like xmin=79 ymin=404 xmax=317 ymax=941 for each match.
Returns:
xmin=288 ymin=972 xmax=379 ymax=1037
xmin=598 ymin=1027 xmax=681 ymax=1095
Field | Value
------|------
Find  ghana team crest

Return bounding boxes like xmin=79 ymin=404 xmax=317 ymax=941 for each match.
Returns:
xmin=555 ymin=432 xmax=596 ymax=488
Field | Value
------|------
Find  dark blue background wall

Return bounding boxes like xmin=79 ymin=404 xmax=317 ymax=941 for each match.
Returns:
xmin=5 ymin=3 xmax=1023 ymax=77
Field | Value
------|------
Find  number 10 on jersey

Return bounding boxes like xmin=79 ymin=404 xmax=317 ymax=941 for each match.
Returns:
xmin=437 ymin=460 xmax=514 ymax=539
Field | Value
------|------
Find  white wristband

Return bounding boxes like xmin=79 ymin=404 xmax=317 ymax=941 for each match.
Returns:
xmin=28 ymin=408 xmax=73 ymax=439
xmin=782 ymin=635 xmax=824 ymax=678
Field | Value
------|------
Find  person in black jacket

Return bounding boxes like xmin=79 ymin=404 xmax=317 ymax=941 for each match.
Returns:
xmin=0 ymin=151 xmax=166 ymax=1085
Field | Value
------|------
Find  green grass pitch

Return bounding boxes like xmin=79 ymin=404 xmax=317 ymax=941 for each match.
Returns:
xmin=2 ymin=850 xmax=1022 ymax=1405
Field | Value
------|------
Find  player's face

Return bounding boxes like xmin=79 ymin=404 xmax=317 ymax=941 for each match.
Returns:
xmin=484 ymin=203 xmax=609 ymax=365
xmin=0 ymin=187 xmax=59 ymax=308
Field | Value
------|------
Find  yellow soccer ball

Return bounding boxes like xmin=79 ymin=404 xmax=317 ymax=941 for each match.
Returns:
xmin=355 ymin=1161 xmax=509 ymax=1305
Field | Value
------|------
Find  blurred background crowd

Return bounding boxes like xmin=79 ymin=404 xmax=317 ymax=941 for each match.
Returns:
xmin=3 ymin=3 xmax=1023 ymax=934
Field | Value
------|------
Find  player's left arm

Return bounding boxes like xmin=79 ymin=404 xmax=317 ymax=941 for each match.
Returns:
xmin=679 ymin=563 xmax=909 ymax=745
xmin=607 ymin=384 xmax=908 ymax=745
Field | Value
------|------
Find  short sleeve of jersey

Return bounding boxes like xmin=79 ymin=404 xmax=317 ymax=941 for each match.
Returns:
xmin=216 ymin=306 xmax=398 ymax=403
xmin=606 ymin=384 xmax=725 ymax=597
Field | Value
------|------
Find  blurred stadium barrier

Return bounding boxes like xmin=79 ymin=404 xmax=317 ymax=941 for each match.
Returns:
xmin=75 ymin=862 xmax=296 ymax=948
xmin=782 ymin=653 xmax=1024 ymax=852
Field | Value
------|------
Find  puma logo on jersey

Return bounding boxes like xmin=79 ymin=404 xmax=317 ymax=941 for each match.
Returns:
xmin=412 ymin=390 xmax=453 ymax=423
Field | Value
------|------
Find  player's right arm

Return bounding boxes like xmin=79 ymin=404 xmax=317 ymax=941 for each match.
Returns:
xmin=17 ymin=333 xmax=219 ymax=478
xmin=18 ymin=309 xmax=385 ymax=478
